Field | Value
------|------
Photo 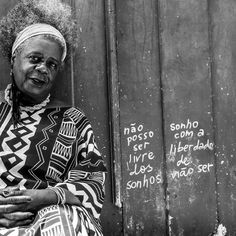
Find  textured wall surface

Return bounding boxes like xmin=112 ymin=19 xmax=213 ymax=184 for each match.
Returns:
xmin=1 ymin=0 xmax=236 ymax=235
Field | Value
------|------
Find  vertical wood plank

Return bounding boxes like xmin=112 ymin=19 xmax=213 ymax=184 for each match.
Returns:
xmin=210 ymin=0 xmax=236 ymax=234
xmin=116 ymin=0 xmax=166 ymax=235
xmin=0 ymin=0 xmax=17 ymax=90
xmin=104 ymin=0 xmax=122 ymax=208
xmin=51 ymin=0 xmax=73 ymax=105
xmin=73 ymin=1 xmax=122 ymax=235
xmin=159 ymin=0 xmax=217 ymax=234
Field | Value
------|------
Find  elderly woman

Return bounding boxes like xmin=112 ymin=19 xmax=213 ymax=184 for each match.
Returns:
xmin=0 ymin=0 xmax=106 ymax=235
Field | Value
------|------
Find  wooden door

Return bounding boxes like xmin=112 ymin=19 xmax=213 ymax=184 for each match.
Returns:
xmin=2 ymin=0 xmax=236 ymax=235
xmin=0 ymin=1 xmax=122 ymax=235
xmin=114 ymin=0 xmax=236 ymax=235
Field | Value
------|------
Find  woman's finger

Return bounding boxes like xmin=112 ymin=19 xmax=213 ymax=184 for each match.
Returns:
xmin=0 ymin=195 xmax=31 ymax=204
xmin=14 ymin=218 xmax=34 ymax=227
xmin=0 ymin=204 xmax=21 ymax=213
xmin=3 ymin=211 xmax=34 ymax=221
xmin=0 ymin=186 xmax=20 ymax=197
xmin=0 ymin=218 xmax=13 ymax=228
xmin=4 ymin=189 xmax=23 ymax=197
xmin=0 ymin=217 xmax=34 ymax=228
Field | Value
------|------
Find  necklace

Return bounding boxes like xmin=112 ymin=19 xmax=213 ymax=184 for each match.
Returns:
xmin=4 ymin=84 xmax=50 ymax=112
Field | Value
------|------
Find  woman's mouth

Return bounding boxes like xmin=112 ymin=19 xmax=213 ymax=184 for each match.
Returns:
xmin=29 ymin=77 xmax=47 ymax=87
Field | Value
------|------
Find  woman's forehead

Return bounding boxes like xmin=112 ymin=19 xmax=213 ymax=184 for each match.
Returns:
xmin=19 ymin=35 xmax=62 ymax=60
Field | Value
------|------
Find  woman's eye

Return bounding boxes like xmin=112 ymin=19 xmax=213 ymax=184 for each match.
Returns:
xmin=48 ymin=62 xmax=58 ymax=70
xmin=29 ymin=56 xmax=40 ymax=63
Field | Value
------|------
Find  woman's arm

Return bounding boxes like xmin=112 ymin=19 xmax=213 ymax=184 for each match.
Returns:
xmin=53 ymin=114 xmax=107 ymax=219
xmin=0 ymin=112 xmax=106 ymax=224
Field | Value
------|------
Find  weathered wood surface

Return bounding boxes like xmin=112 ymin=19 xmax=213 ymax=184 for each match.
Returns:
xmin=2 ymin=0 xmax=236 ymax=235
xmin=105 ymin=0 xmax=123 ymax=209
xmin=0 ymin=1 xmax=122 ymax=235
xmin=211 ymin=0 xmax=236 ymax=235
xmin=0 ymin=1 xmax=15 ymax=90
xmin=159 ymin=0 xmax=217 ymax=235
xmin=116 ymin=0 xmax=166 ymax=235
xmin=72 ymin=0 xmax=122 ymax=235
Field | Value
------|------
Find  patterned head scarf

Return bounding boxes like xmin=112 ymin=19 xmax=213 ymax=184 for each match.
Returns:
xmin=12 ymin=23 xmax=67 ymax=61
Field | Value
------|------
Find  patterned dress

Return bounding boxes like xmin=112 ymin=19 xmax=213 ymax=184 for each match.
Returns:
xmin=0 ymin=88 xmax=106 ymax=236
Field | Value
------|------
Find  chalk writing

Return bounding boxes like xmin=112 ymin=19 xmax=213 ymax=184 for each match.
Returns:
xmin=169 ymin=139 xmax=213 ymax=156
xmin=126 ymin=174 xmax=162 ymax=190
xmin=170 ymin=119 xmax=199 ymax=131
xmin=124 ymin=119 xmax=214 ymax=189
xmin=168 ymin=119 xmax=214 ymax=180
xmin=124 ymin=123 xmax=162 ymax=190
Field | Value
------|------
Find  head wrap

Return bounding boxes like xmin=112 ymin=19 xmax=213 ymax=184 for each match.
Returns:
xmin=12 ymin=23 xmax=67 ymax=61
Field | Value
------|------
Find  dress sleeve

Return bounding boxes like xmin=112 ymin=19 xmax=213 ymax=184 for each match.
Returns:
xmin=54 ymin=108 xmax=107 ymax=220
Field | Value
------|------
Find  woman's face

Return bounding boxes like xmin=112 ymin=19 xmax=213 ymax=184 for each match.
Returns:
xmin=12 ymin=35 xmax=62 ymax=104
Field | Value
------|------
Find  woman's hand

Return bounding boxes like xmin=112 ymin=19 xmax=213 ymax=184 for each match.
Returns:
xmin=0 ymin=188 xmax=57 ymax=213
xmin=0 ymin=186 xmax=81 ymax=228
xmin=0 ymin=187 xmax=35 ymax=228
xmin=0 ymin=211 xmax=35 ymax=228
xmin=0 ymin=187 xmax=57 ymax=228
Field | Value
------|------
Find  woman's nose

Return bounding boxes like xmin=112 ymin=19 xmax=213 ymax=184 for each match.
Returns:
xmin=35 ymin=62 xmax=48 ymax=73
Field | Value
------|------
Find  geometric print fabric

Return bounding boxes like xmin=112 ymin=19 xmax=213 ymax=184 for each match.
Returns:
xmin=0 ymin=103 xmax=106 ymax=235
